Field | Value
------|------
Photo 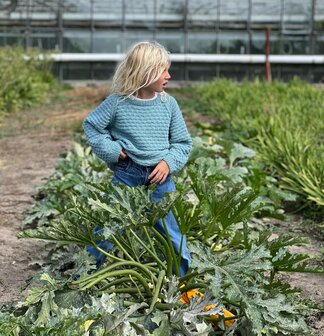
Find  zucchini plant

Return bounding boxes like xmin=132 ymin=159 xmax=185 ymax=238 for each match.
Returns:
xmin=1 ymin=135 xmax=323 ymax=336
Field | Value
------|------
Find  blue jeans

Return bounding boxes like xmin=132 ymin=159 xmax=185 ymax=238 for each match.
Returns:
xmin=86 ymin=157 xmax=190 ymax=276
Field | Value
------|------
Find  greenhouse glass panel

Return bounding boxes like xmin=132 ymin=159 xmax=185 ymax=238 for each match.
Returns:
xmin=168 ymin=63 xmax=184 ymax=81
xmin=312 ymin=65 xmax=324 ymax=82
xmin=125 ymin=30 xmax=154 ymax=50
xmin=277 ymin=64 xmax=310 ymax=81
xmin=315 ymin=35 xmax=324 ymax=54
xmin=0 ymin=0 xmax=58 ymax=21
xmin=63 ymin=30 xmax=91 ymax=53
xmin=62 ymin=62 xmax=91 ymax=80
xmin=219 ymin=0 xmax=249 ymax=22
xmin=92 ymin=30 xmax=122 ymax=53
xmin=156 ymin=30 xmax=185 ymax=53
xmin=249 ymin=64 xmax=265 ymax=79
xmin=219 ymin=64 xmax=249 ymax=80
xmin=251 ymin=31 xmax=280 ymax=54
xmin=187 ymin=64 xmax=217 ymax=81
xmin=282 ymin=35 xmax=310 ymax=54
xmin=219 ymin=31 xmax=249 ymax=54
xmin=62 ymin=0 xmax=92 ymax=20
xmin=0 ymin=28 xmax=24 ymax=47
xmin=283 ymin=0 xmax=312 ymax=22
xmin=125 ymin=0 xmax=154 ymax=28
xmin=92 ymin=0 xmax=122 ymax=24
xmin=187 ymin=0 xmax=219 ymax=25
xmin=188 ymin=31 xmax=217 ymax=53
xmin=156 ymin=0 xmax=185 ymax=24
xmin=93 ymin=62 xmax=117 ymax=80
xmin=30 ymin=32 xmax=58 ymax=50
xmin=27 ymin=1 xmax=59 ymax=13
xmin=251 ymin=0 xmax=281 ymax=23
xmin=314 ymin=0 xmax=324 ymax=23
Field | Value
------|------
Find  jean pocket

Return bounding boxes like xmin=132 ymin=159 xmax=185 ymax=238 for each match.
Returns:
xmin=116 ymin=158 xmax=132 ymax=171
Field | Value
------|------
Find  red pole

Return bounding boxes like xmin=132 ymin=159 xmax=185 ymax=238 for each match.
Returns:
xmin=265 ymin=27 xmax=272 ymax=82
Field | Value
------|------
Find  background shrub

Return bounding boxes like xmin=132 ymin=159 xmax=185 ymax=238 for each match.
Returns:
xmin=0 ymin=46 xmax=57 ymax=121
xmin=172 ymin=78 xmax=324 ymax=211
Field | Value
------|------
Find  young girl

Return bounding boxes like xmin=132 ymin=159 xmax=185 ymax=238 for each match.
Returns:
xmin=83 ymin=41 xmax=192 ymax=276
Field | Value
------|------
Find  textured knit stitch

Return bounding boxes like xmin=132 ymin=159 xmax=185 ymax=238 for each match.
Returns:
xmin=83 ymin=93 xmax=192 ymax=174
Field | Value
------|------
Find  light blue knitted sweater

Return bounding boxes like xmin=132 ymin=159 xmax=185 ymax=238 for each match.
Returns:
xmin=83 ymin=93 xmax=192 ymax=174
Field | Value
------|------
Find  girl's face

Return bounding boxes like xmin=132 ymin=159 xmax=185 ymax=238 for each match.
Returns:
xmin=137 ymin=65 xmax=171 ymax=99
xmin=147 ymin=66 xmax=171 ymax=91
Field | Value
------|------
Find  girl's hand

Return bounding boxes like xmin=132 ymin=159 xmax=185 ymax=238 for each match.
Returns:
xmin=119 ymin=150 xmax=128 ymax=160
xmin=148 ymin=160 xmax=170 ymax=185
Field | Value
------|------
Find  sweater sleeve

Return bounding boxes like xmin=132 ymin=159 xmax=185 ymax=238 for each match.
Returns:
xmin=83 ymin=94 xmax=122 ymax=164
xmin=163 ymin=96 xmax=192 ymax=174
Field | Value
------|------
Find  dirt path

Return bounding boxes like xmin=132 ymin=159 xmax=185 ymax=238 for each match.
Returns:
xmin=0 ymin=86 xmax=322 ymax=333
xmin=0 ymin=130 xmax=70 ymax=305
xmin=0 ymin=86 xmax=106 ymax=305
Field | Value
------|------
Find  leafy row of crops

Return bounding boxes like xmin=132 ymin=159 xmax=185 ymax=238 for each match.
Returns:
xmin=1 ymin=130 xmax=322 ymax=335
xmin=172 ymin=79 xmax=324 ymax=211
xmin=0 ymin=47 xmax=57 ymax=121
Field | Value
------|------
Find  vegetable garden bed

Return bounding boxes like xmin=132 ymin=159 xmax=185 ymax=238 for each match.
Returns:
xmin=0 ymin=82 xmax=323 ymax=335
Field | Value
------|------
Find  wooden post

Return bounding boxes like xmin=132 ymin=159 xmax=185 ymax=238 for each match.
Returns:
xmin=265 ymin=27 xmax=272 ymax=82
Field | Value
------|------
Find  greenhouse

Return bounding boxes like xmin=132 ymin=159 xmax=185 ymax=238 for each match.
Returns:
xmin=0 ymin=0 xmax=323 ymax=82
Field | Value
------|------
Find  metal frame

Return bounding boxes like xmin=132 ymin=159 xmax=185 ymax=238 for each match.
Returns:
xmin=42 ymin=53 xmax=324 ymax=64
xmin=0 ymin=0 xmax=323 ymax=82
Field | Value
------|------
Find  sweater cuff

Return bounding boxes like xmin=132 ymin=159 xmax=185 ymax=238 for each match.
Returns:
xmin=163 ymin=155 xmax=177 ymax=174
xmin=109 ymin=141 xmax=123 ymax=163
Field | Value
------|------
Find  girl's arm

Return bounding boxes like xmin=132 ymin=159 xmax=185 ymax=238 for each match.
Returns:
xmin=163 ymin=97 xmax=192 ymax=174
xmin=83 ymin=95 xmax=122 ymax=164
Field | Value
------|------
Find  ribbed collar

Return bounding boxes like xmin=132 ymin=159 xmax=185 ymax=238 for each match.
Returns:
xmin=131 ymin=92 xmax=157 ymax=101
xmin=123 ymin=93 xmax=163 ymax=106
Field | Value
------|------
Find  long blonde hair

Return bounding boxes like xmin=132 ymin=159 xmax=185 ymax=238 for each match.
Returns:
xmin=111 ymin=41 xmax=170 ymax=97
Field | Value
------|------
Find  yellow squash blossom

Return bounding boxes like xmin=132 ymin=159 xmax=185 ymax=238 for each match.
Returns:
xmin=180 ymin=288 xmax=235 ymax=327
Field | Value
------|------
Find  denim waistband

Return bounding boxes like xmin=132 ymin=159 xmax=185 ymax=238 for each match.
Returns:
xmin=119 ymin=157 xmax=156 ymax=172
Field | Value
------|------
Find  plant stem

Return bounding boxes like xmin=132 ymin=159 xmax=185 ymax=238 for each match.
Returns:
xmin=129 ymin=228 xmax=166 ymax=270
xmin=71 ymin=260 xmax=156 ymax=285
xmin=105 ymin=287 xmax=144 ymax=295
xmin=80 ymin=269 xmax=152 ymax=296
xmin=179 ymin=282 xmax=208 ymax=292
xmin=129 ymin=274 xmax=145 ymax=301
xmin=179 ymin=268 xmax=214 ymax=286
xmin=148 ymin=269 xmax=165 ymax=314
xmin=98 ymin=277 xmax=131 ymax=292
xmin=162 ymin=218 xmax=180 ymax=276
xmin=178 ymin=234 xmax=184 ymax=271
xmin=179 ymin=270 xmax=199 ymax=283
xmin=151 ymin=227 xmax=173 ymax=277
xmin=94 ymin=245 xmax=125 ymax=262
xmin=111 ymin=234 xmax=135 ymax=261
xmin=123 ymin=300 xmax=183 ymax=311
xmin=144 ymin=226 xmax=157 ymax=255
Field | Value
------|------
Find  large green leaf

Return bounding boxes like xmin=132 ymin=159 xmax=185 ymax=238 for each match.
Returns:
xmin=188 ymin=242 xmax=310 ymax=335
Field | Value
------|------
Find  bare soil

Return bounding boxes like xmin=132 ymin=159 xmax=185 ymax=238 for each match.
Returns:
xmin=0 ymin=86 xmax=106 ymax=305
xmin=0 ymin=86 xmax=323 ymax=334
xmin=0 ymin=131 xmax=69 ymax=304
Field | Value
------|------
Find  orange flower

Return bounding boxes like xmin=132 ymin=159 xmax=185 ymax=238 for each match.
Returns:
xmin=180 ymin=289 xmax=203 ymax=304
xmin=179 ymin=289 xmax=235 ymax=327
xmin=203 ymin=303 xmax=235 ymax=327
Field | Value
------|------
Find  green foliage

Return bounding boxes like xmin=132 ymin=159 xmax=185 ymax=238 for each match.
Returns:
xmin=186 ymin=134 xmax=296 ymax=221
xmin=2 ymin=137 xmax=323 ymax=335
xmin=172 ymin=78 xmax=324 ymax=211
xmin=21 ymin=142 xmax=110 ymax=230
xmin=257 ymin=125 xmax=324 ymax=207
xmin=0 ymin=46 xmax=58 ymax=120
xmin=189 ymin=242 xmax=310 ymax=335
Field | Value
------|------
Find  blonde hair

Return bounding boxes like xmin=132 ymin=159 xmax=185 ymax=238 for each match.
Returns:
xmin=111 ymin=41 xmax=170 ymax=97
